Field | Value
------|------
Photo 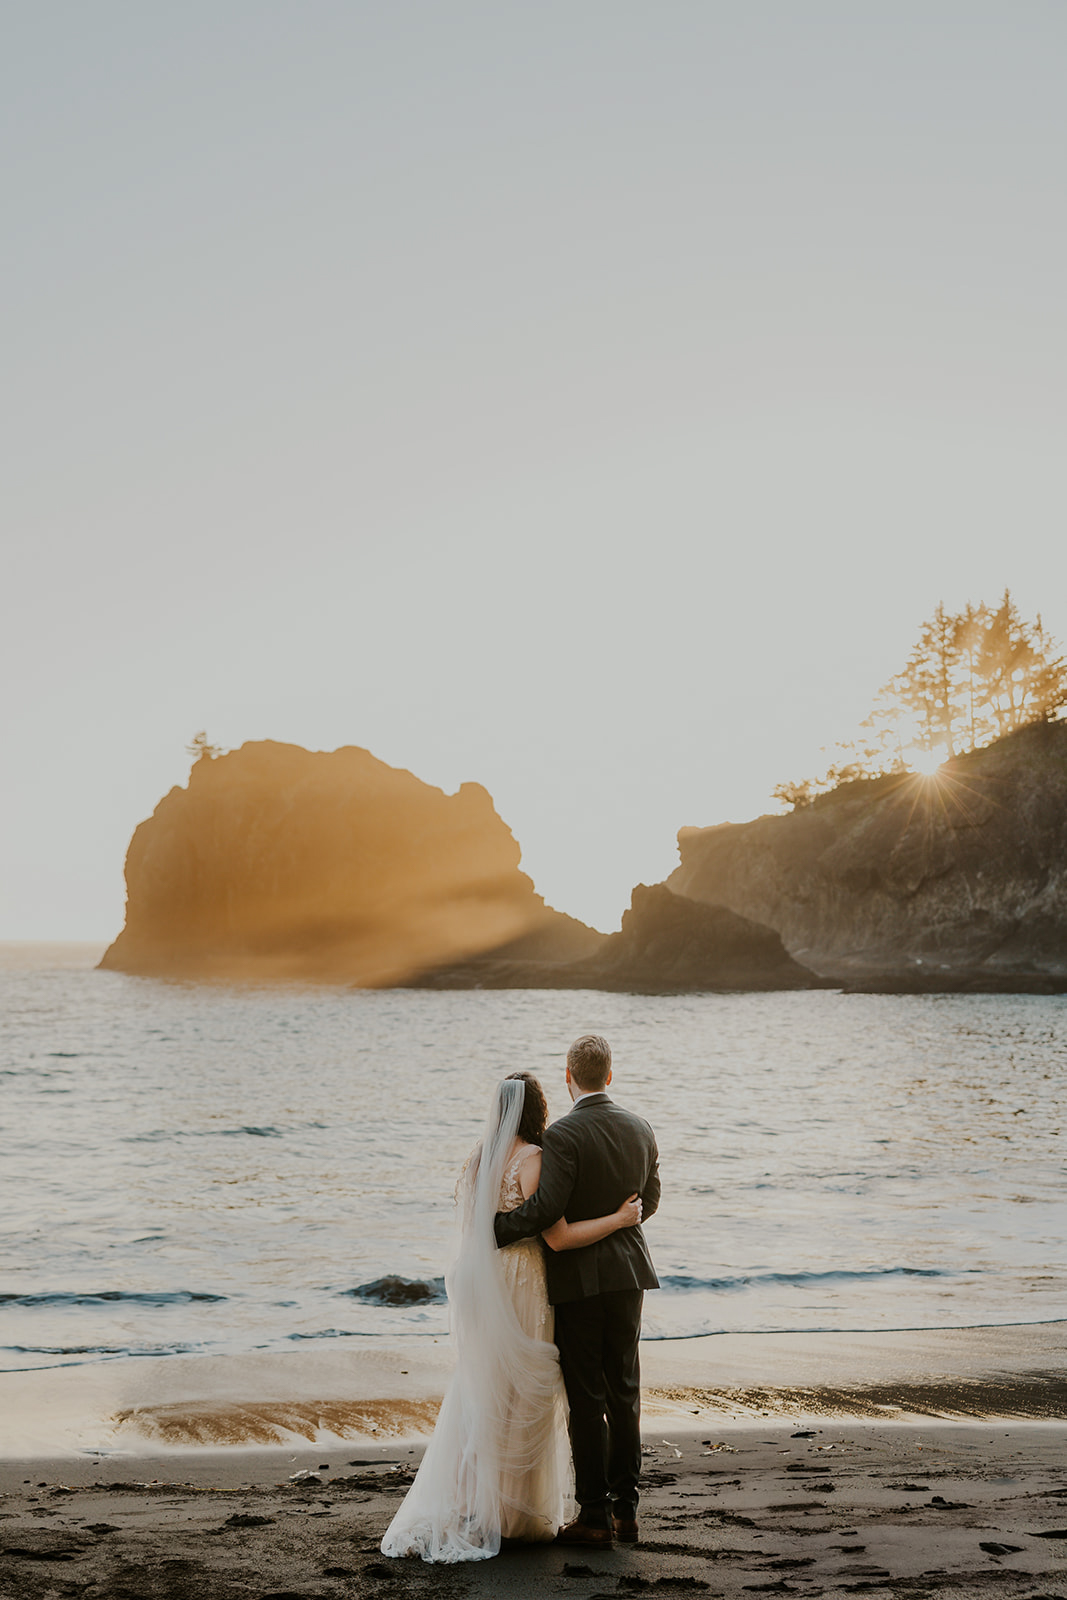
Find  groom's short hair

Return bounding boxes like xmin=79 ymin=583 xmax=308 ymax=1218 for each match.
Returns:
xmin=568 ymin=1033 xmax=612 ymax=1091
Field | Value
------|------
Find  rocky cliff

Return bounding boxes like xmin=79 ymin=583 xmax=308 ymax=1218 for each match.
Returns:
xmin=100 ymin=742 xmax=600 ymax=985
xmin=409 ymin=883 xmax=824 ymax=991
xmin=667 ymin=721 xmax=1067 ymax=990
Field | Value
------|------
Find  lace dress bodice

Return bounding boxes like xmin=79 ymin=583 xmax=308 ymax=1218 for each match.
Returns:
xmin=497 ymin=1143 xmax=551 ymax=1344
xmin=499 ymin=1142 xmax=539 ymax=1209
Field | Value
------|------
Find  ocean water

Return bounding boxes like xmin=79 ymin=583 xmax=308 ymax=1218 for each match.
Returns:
xmin=1 ymin=943 xmax=1065 ymax=1374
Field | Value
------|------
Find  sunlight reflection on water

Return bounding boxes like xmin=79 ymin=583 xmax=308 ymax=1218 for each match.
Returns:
xmin=2 ymin=947 xmax=1065 ymax=1368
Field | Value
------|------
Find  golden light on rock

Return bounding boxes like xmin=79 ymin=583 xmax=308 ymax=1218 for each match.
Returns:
xmin=99 ymin=741 xmax=594 ymax=986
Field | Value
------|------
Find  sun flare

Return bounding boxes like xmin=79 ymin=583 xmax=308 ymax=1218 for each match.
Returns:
xmin=910 ymin=747 xmax=947 ymax=778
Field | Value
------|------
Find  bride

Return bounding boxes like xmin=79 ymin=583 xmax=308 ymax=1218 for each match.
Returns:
xmin=380 ymin=1071 xmax=642 ymax=1563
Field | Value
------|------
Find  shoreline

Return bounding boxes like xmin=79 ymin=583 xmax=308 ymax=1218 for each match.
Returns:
xmin=4 ymin=1410 xmax=1067 ymax=1495
xmin=4 ymin=1322 xmax=1064 ymax=1460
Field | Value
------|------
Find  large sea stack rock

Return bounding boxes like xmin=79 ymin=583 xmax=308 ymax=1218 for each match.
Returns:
xmin=668 ymin=721 xmax=1067 ymax=990
xmin=411 ymin=883 xmax=823 ymax=991
xmin=100 ymin=742 xmax=600 ymax=985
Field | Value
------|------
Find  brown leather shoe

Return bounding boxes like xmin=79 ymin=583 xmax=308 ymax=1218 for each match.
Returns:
xmin=555 ymin=1518 xmax=613 ymax=1547
xmin=613 ymin=1516 xmax=639 ymax=1543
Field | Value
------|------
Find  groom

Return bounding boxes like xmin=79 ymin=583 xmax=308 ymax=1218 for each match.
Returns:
xmin=494 ymin=1033 xmax=660 ymax=1547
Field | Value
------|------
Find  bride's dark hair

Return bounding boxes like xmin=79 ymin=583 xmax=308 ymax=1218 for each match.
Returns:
xmin=505 ymin=1072 xmax=548 ymax=1146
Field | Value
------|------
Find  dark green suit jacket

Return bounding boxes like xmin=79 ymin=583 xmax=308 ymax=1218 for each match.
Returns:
xmin=493 ymin=1093 xmax=660 ymax=1305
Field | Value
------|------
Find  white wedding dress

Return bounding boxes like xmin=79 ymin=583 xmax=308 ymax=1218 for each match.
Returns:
xmin=381 ymin=1079 xmax=573 ymax=1562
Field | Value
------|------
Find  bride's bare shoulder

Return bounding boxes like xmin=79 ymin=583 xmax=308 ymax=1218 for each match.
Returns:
xmin=516 ymin=1142 xmax=542 ymax=1199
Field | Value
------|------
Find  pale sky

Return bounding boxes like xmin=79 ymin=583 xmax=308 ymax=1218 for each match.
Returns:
xmin=4 ymin=1 xmax=1066 ymax=939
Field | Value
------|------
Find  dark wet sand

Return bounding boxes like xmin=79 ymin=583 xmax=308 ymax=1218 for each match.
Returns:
xmin=4 ymin=1327 xmax=1066 ymax=1596
xmin=3 ymin=1422 xmax=1067 ymax=1600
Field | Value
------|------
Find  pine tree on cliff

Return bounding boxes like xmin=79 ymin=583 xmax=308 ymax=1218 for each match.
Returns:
xmin=773 ymin=592 xmax=1067 ymax=809
xmin=1028 ymin=614 xmax=1067 ymax=723
xmin=880 ymin=601 xmax=964 ymax=756
xmin=186 ymin=731 xmax=224 ymax=763
xmin=873 ymin=590 xmax=1066 ymax=757
xmin=957 ymin=601 xmax=992 ymax=751
xmin=977 ymin=590 xmax=1067 ymax=737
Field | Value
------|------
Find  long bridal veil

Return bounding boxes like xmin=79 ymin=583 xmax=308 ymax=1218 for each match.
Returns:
xmin=381 ymin=1077 xmax=572 ymax=1563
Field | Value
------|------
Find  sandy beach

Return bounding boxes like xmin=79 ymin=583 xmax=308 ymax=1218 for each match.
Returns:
xmin=3 ymin=1324 xmax=1066 ymax=1597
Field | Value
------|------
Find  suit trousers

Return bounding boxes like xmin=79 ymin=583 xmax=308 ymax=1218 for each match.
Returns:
xmin=553 ymin=1287 xmax=644 ymax=1527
